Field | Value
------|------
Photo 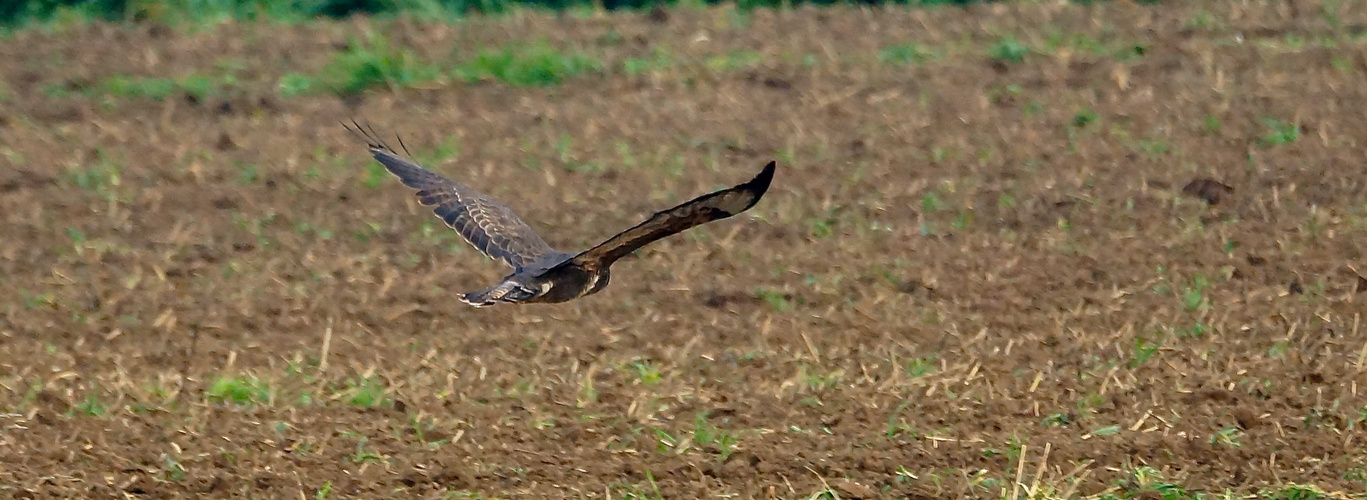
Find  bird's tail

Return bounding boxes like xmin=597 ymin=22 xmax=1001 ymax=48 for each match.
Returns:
xmin=460 ymin=282 xmax=537 ymax=307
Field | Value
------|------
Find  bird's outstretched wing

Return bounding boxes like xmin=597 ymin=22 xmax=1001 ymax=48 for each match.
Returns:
xmin=345 ymin=121 xmax=562 ymax=270
xmin=558 ymin=161 xmax=775 ymax=272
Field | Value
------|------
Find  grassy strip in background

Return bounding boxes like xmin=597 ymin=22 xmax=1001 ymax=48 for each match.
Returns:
xmin=453 ymin=40 xmax=602 ymax=86
xmin=40 ymin=26 xmax=1166 ymax=102
xmin=44 ymin=71 xmax=243 ymax=102
xmin=279 ymin=34 xmax=441 ymax=97
xmin=3 ymin=0 xmax=1159 ymax=31
xmin=276 ymin=35 xmax=601 ymax=97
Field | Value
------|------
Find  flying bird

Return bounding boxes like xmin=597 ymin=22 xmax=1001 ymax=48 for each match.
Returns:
xmin=344 ymin=122 xmax=775 ymax=307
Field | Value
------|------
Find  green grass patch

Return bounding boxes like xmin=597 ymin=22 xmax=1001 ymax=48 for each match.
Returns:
xmin=454 ymin=40 xmax=601 ymax=86
xmin=1096 ymin=466 xmax=1203 ymax=500
xmin=339 ymin=375 xmax=389 ymax=407
xmin=1201 ymin=114 xmax=1222 ymax=134
xmin=207 ymin=375 xmax=272 ymax=405
xmin=97 ymin=75 xmax=175 ymax=100
xmin=622 ymin=48 xmax=672 ymax=76
xmin=69 ymin=394 xmax=108 ymax=417
xmin=275 ymin=73 xmax=315 ymax=98
xmin=989 ymin=36 xmax=1030 ymax=63
xmin=280 ymin=34 xmax=439 ymax=97
xmin=879 ymin=43 xmax=934 ymax=66
xmin=689 ymin=411 xmax=740 ymax=462
xmin=903 ymin=355 xmax=936 ymax=377
xmin=1210 ymin=425 xmax=1243 ymax=447
xmin=66 ymin=158 xmax=121 ymax=191
xmin=1129 ymin=334 xmax=1161 ymax=368
xmin=1258 ymin=117 xmax=1299 ymax=147
xmin=621 ymin=359 xmax=663 ymax=386
xmin=1257 ymin=483 xmax=1330 ymax=500
xmin=704 ymin=49 xmax=763 ymax=71
xmin=45 ymin=71 xmax=240 ymax=102
xmin=1042 ymin=32 xmax=1146 ymax=62
xmin=753 ymin=287 xmax=794 ymax=312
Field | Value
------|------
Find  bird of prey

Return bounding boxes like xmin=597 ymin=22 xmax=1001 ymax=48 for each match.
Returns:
xmin=344 ymin=122 xmax=775 ymax=307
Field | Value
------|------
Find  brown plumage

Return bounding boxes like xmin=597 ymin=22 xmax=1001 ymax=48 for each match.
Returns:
xmin=345 ymin=121 xmax=775 ymax=307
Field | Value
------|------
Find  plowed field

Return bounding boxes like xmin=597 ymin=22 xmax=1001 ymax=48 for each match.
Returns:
xmin=3 ymin=1 xmax=1367 ymax=498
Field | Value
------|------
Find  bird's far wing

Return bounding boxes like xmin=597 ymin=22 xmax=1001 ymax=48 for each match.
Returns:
xmin=563 ymin=161 xmax=775 ymax=271
xmin=345 ymin=121 xmax=561 ymax=270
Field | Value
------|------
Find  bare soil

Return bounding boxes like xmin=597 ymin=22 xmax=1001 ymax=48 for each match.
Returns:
xmin=3 ymin=1 xmax=1367 ymax=498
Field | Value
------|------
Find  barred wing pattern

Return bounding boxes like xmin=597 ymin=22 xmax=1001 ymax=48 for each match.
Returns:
xmin=346 ymin=122 xmax=561 ymax=270
xmin=560 ymin=161 xmax=775 ymax=272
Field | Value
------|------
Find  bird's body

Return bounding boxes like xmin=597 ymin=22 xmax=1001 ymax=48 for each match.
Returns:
xmin=345 ymin=122 xmax=774 ymax=307
xmin=466 ymin=257 xmax=609 ymax=305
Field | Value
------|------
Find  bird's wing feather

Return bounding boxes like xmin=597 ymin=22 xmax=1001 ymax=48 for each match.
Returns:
xmin=562 ymin=161 xmax=775 ymax=271
xmin=345 ymin=121 xmax=560 ymax=270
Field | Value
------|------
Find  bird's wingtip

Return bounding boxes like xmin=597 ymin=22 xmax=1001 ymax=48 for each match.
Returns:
xmin=749 ymin=160 xmax=776 ymax=194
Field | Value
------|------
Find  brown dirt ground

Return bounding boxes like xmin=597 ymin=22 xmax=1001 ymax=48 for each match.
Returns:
xmin=3 ymin=1 xmax=1367 ymax=498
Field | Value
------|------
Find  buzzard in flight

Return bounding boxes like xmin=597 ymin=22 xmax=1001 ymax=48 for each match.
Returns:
xmin=345 ymin=122 xmax=775 ymax=307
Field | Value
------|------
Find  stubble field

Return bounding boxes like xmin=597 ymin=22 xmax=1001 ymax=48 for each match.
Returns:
xmin=3 ymin=1 xmax=1367 ymax=498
